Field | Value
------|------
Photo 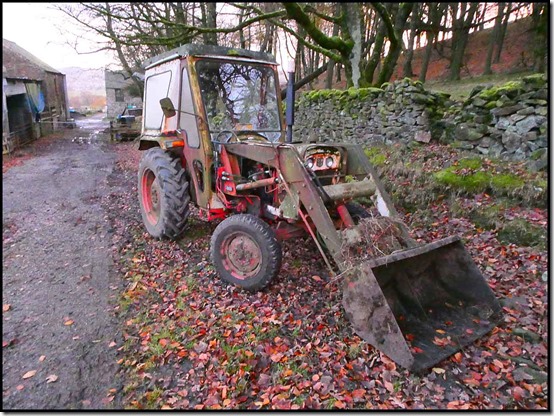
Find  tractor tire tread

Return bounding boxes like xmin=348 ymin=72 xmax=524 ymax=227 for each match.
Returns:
xmin=138 ymin=148 xmax=190 ymax=240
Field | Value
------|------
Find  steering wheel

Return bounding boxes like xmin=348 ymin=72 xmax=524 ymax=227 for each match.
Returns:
xmin=216 ymin=130 xmax=240 ymax=143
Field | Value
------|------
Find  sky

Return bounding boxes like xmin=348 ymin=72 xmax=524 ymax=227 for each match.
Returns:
xmin=2 ymin=2 xmax=116 ymax=70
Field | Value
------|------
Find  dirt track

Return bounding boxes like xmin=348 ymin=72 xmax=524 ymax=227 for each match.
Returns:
xmin=2 ymin=114 xmax=124 ymax=409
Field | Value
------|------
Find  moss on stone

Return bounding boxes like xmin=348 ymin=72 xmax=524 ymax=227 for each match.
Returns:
xmin=531 ymin=148 xmax=546 ymax=160
xmin=497 ymin=218 xmax=546 ymax=249
xmin=522 ymin=73 xmax=547 ymax=87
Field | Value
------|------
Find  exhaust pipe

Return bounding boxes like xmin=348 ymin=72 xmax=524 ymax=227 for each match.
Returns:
xmin=285 ymin=69 xmax=295 ymax=143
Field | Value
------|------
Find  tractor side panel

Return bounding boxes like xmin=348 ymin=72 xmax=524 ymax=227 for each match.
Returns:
xmin=178 ymin=58 xmax=213 ymax=209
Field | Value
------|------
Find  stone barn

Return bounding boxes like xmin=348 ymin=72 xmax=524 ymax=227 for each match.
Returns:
xmin=105 ymin=69 xmax=143 ymax=119
xmin=2 ymin=38 xmax=70 ymax=153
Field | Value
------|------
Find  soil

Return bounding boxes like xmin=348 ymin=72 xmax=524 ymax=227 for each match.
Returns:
xmin=2 ymin=114 xmax=125 ymax=409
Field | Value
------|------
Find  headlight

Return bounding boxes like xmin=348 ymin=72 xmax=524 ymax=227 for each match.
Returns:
xmin=306 ymin=158 xmax=314 ymax=169
xmin=326 ymin=157 xmax=334 ymax=168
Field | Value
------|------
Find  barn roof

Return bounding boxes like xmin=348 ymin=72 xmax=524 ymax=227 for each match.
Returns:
xmin=3 ymin=38 xmax=63 ymax=80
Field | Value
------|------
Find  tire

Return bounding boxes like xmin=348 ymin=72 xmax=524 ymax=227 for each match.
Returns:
xmin=210 ymin=214 xmax=282 ymax=291
xmin=138 ymin=148 xmax=190 ymax=239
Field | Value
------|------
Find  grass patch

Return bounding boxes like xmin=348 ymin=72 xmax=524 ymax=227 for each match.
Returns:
xmin=425 ymin=71 xmax=534 ymax=100
xmin=366 ymin=144 xmax=546 ymax=213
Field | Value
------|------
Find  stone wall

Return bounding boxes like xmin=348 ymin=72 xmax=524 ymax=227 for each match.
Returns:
xmin=441 ymin=74 xmax=548 ymax=160
xmin=292 ymin=74 xmax=548 ymax=161
xmin=293 ymin=79 xmax=448 ymax=146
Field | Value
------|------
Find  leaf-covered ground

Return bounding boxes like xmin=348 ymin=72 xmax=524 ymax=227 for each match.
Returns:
xmin=105 ymin=142 xmax=547 ymax=410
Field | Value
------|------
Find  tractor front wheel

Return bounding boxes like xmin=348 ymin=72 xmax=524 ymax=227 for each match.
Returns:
xmin=211 ymin=215 xmax=282 ymax=291
xmin=138 ymin=148 xmax=190 ymax=239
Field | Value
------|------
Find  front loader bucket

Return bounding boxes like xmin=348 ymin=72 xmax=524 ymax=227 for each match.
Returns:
xmin=342 ymin=236 xmax=502 ymax=372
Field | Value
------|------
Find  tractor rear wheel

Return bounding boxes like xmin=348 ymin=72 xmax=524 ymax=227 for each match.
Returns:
xmin=211 ymin=214 xmax=282 ymax=291
xmin=138 ymin=148 xmax=190 ymax=240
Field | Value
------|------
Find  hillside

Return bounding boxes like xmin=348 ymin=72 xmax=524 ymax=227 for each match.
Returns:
xmin=395 ymin=16 xmax=535 ymax=82
xmin=308 ymin=16 xmax=536 ymax=95
xmin=60 ymin=67 xmax=106 ymax=111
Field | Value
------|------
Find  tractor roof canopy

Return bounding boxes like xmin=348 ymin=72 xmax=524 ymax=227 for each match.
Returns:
xmin=143 ymin=44 xmax=277 ymax=69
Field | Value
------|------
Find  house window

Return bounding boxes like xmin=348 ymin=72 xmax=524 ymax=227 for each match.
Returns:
xmin=114 ymin=89 xmax=124 ymax=102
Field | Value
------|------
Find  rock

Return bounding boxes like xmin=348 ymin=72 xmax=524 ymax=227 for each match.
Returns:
xmin=524 ymin=99 xmax=548 ymax=106
xmin=513 ymin=367 xmax=548 ymax=384
xmin=414 ymin=130 xmax=432 ymax=143
xmin=456 ymin=124 xmax=485 ymax=141
xmin=412 ymin=93 xmax=434 ymax=105
xmin=469 ymin=85 xmax=487 ymax=98
xmin=526 ymin=141 xmax=539 ymax=152
xmin=476 ymin=146 xmax=489 ymax=155
xmin=513 ymin=147 xmax=527 ymax=161
xmin=479 ymin=136 xmax=492 ymax=147
xmin=474 ymin=114 xmax=492 ymax=124
xmin=509 ymin=114 xmax=527 ymax=123
xmin=516 ymin=106 xmax=535 ymax=116
xmin=531 ymin=88 xmax=548 ymax=100
xmin=515 ymin=116 xmax=543 ymax=134
xmin=524 ymin=131 xmax=538 ymax=142
xmin=416 ymin=114 xmax=429 ymax=126
xmin=491 ymin=104 xmax=524 ymax=117
xmin=542 ymin=271 xmax=548 ymax=282
xmin=512 ymin=327 xmax=542 ymax=344
xmin=535 ymin=107 xmax=547 ymax=116
xmin=495 ymin=117 xmax=511 ymax=130
xmin=472 ymin=97 xmax=487 ymax=107
xmin=528 ymin=151 xmax=548 ymax=172
xmin=487 ymin=127 xmax=502 ymax=139
xmin=501 ymin=130 xmax=521 ymax=152
xmin=489 ymin=141 xmax=504 ymax=157
xmin=399 ymin=114 xmax=416 ymax=126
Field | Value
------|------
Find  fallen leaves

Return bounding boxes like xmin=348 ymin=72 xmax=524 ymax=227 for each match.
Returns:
xmin=3 ymin=304 xmax=11 ymax=312
xmin=64 ymin=319 xmax=74 ymax=326
xmin=105 ymin=142 xmax=547 ymax=410
xmin=22 ymin=370 xmax=37 ymax=379
xmin=46 ymin=374 xmax=58 ymax=383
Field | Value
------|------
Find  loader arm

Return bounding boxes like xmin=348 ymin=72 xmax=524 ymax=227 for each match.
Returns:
xmin=224 ymin=141 xmax=409 ymax=265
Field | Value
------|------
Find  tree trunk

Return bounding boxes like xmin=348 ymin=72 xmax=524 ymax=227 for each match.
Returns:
xmin=419 ymin=3 xmax=441 ymax=82
xmin=494 ymin=2 xmax=511 ymax=63
xmin=448 ymin=2 xmax=479 ymax=81
xmin=402 ymin=4 xmax=419 ymax=78
xmin=532 ymin=3 xmax=547 ymax=72
xmin=202 ymin=3 xmax=217 ymax=45
xmin=483 ymin=2 xmax=504 ymax=75
xmin=363 ymin=19 xmax=386 ymax=86
xmin=375 ymin=3 xmax=414 ymax=86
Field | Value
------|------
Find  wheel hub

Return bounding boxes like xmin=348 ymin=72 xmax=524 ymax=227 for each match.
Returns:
xmin=222 ymin=232 xmax=262 ymax=279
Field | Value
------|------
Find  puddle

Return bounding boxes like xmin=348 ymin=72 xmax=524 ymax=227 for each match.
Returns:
xmin=72 ymin=117 xmax=110 ymax=144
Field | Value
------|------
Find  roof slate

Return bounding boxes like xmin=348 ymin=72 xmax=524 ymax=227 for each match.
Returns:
xmin=3 ymin=38 xmax=63 ymax=79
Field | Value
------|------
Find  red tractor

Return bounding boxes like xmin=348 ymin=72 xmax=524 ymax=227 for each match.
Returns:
xmin=136 ymin=44 xmax=501 ymax=371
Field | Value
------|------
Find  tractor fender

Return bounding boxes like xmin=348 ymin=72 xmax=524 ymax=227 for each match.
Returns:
xmin=137 ymin=134 xmax=185 ymax=152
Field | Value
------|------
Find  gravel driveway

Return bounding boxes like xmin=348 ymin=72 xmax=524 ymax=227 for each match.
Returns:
xmin=2 ymin=114 xmax=124 ymax=409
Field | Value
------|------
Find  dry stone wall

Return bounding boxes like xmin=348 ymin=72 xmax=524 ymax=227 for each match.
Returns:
xmin=293 ymin=74 xmax=548 ymax=162
xmin=441 ymin=74 xmax=548 ymax=161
